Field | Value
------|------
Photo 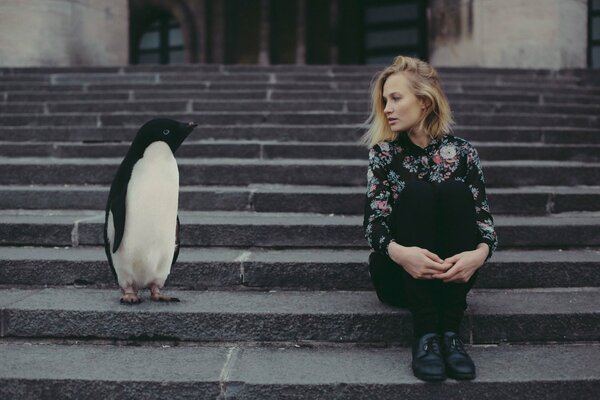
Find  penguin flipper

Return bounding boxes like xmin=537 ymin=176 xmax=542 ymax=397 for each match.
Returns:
xmin=172 ymin=215 xmax=180 ymax=266
xmin=110 ymin=190 xmax=127 ymax=254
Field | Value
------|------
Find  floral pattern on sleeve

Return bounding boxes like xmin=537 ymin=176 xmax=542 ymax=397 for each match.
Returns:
xmin=363 ymin=142 xmax=404 ymax=256
xmin=464 ymin=144 xmax=498 ymax=259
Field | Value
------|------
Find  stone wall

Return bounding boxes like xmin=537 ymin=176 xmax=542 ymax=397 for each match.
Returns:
xmin=0 ymin=0 xmax=128 ymax=66
xmin=429 ymin=0 xmax=588 ymax=69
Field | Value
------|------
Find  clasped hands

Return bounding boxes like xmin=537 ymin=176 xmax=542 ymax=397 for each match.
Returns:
xmin=387 ymin=242 xmax=489 ymax=283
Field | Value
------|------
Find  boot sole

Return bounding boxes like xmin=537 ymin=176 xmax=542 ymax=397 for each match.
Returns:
xmin=412 ymin=367 xmax=446 ymax=382
xmin=447 ymin=371 xmax=476 ymax=380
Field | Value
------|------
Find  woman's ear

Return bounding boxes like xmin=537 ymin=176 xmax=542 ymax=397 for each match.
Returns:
xmin=419 ymin=97 xmax=431 ymax=110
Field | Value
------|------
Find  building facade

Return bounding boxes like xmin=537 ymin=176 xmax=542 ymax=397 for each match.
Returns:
xmin=0 ymin=0 xmax=597 ymax=69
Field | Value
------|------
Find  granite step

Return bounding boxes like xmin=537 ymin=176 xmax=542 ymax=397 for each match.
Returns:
xmin=1 ymin=100 xmax=599 ymax=116
xmin=0 ymin=210 xmax=599 ymax=248
xmin=0 ymin=141 xmax=598 ymax=162
xmin=0 ymin=342 xmax=600 ymax=400
xmin=0 ymin=111 xmax=596 ymax=128
xmin=1 ymin=80 xmax=598 ymax=95
xmin=1 ymin=341 xmax=598 ymax=400
xmin=0 ymin=63 xmax=589 ymax=75
xmin=0 ymin=287 xmax=598 ymax=343
xmin=0 ymin=184 xmax=598 ymax=215
xmin=0 ymin=157 xmax=597 ymax=187
xmin=1 ymin=247 xmax=598 ymax=290
xmin=5 ymin=90 xmax=600 ymax=105
xmin=0 ymin=126 xmax=598 ymax=144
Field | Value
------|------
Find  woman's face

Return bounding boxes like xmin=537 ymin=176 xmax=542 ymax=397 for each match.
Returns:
xmin=382 ymin=72 xmax=425 ymax=132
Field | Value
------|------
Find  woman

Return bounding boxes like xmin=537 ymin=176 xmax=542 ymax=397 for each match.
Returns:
xmin=362 ymin=55 xmax=498 ymax=382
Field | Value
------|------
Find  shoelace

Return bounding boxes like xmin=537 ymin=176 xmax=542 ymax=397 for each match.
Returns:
xmin=446 ymin=336 xmax=467 ymax=355
xmin=423 ymin=336 xmax=441 ymax=354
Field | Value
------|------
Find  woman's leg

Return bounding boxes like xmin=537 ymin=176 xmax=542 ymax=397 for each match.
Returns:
xmin=434 ymin=180 xmax=480 ymax=380
xmin=434 ymin=180 xmax=480 ymax=334
xmin=390 ymin=180 xmax=443 ymax=338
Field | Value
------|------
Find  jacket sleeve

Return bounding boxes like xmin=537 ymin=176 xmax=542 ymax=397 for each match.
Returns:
xmin=465 ymin=144 xmax=498 ymax=260
xmin=363 ymin=143 xmax=395 ymax=256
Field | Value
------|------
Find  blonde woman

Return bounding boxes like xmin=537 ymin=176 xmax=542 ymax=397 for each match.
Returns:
xmin=362 ymin=56 xmax=498 ymax=382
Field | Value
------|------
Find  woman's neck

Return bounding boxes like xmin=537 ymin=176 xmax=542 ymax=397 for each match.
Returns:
xmin=408 ymin=130 xmax=431 ymax=149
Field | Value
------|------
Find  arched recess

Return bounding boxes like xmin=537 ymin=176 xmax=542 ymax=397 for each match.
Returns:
xmin=129 ymin=0 xmax=201 ymax=64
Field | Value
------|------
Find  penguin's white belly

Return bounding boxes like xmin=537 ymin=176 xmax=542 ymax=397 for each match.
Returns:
xmin=112 ymin=142 xmax=179 ymax=289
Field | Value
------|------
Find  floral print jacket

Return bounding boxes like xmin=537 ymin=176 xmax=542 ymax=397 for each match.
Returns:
xmin=363 ymin=132 xmax=498 ymax=260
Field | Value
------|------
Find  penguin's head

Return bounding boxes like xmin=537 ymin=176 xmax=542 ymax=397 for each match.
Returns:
xmin=133 ymin=118 xmax=197 ymax=153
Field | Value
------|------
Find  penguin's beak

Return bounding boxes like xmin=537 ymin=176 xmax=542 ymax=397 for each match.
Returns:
xmin=187 ymin=122 xmax=198 ymax=129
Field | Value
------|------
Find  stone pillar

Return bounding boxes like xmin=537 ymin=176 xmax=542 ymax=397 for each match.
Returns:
xmin=211 ymin=0 xmax=226 ymax=64
xmin=0 ymin=0 xmax=128 ymax=66
xmin=258 ymin=0 xmax=271 ymax=65
xmin=330 ymin=0 xmax=340 ymax=64
xmin=296 ymin=0 xmax=306 ymax=64
xmin=429 ymin=0 xmax=587 ymax=69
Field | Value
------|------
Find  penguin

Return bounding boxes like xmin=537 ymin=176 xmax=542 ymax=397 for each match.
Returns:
xmin=104 ymin=118 xmax=197 ymax=304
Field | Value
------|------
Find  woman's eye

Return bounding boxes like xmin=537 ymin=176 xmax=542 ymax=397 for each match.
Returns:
xmin=393 ymin=96 xmax=401 ymax=101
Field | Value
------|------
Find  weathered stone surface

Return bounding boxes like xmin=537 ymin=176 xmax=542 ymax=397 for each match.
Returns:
xmin=1 ymin=342 xmax=598 ymax=400
xmin=1 ymin=247 xmax=598 ymax=290
xmin=0 ymin=158 xmax=598 ymax=187
xmin=1 ymin=288 xmax=598 ymax=343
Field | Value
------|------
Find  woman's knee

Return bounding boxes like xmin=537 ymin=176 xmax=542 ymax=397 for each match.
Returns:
xmin=436 ymin=181 xmax=472 ymax=204
xmin=397 ymin=180 xmax=436 ymax=211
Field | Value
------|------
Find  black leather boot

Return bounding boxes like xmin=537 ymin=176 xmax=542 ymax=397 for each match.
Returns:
xmin=441 ymin=331 xmax=476 ymax=380
xmin=411 ymin=333 xmax=446 ymax=381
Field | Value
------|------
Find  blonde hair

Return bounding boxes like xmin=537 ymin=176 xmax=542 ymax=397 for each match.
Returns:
xmin=361 ymin=55 xmax=454 ymax=148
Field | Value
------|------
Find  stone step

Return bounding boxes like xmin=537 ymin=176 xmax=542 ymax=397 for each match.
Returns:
xmin=0 ymin=210 xmax=598 ymax=248
xmin=1 ymin=247 xmax=598 ymax=290
xmin=0 ymin=63 xmax=591 ymax=76
xmin=0 ymin=125 xmax=598 ymax=144
xmin=0 ymin=185 xmax=598 ymax=215
xmin=0 ymin=76 xmax=596 ymax=90
xmin=1 ymin=341 xmax=598 ymax=400
xmin=0 ymin=111 xmax=594 ymax=128
xmin=0 ymin=140 xmax=598 ymax=162
xmin=0 ymin=287 xmax=598 ymax=343
xmin=1 ymin=99 xmax=598 ymax=116
xmin=5 ymin=90 xmax=600 ymax=105
xmin=0 ymin=158 xmax=597 ymax=187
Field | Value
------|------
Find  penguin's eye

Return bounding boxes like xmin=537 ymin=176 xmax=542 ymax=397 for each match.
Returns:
xmin=163 ymin=129 xmax=170 ymax=135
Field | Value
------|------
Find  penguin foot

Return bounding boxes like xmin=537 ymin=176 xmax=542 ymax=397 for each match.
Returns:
xmin=150 ymin=293 xmax=180 ymax=302
xmin=120 ymin=292 xmax=142 ymax=304
xmin=149 ymin=285 xmax=179 ymax=302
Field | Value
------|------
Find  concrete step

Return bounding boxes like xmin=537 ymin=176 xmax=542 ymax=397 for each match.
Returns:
xmin=0 ymin=63 xmax=591 ymax=76
xmin=2 ymin=99 xmax=599 ymax=116
xmin=1 ymin=78 xmax=598 ymax=94
xmin=5 ymin=90 xmax=600 ymax=105
xmin=1 ymin=341 xmax=598 ymax=400
xmin=0 ymin=210 xmax=599 ymax=248
xmin=0 ymin=185 xmax=598 ymax=215
xmin=0 ymin=141 xmax=598 ymax=162
xmin=0 ymin=111 xmax=597 ymax=128
xmin=1 ymin=247 xmax=598 ymax=290
xmin=0 ymin=158 xmax=598 ymax=187
xmin=1 ymin=287 xmax=598 ymax=343
xmin=0 ymin=126 xmax=598 ymax=144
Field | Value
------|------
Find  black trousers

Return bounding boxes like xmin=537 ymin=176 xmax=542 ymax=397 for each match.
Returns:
xmin=368 ymin=180 xmax=480 ymax=338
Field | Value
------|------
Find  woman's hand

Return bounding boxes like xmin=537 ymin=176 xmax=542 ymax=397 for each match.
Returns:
xmin=388 ymin=242 xmax=450 ymax=280
xmin=432 ymin=244 xmax=489 ymax=283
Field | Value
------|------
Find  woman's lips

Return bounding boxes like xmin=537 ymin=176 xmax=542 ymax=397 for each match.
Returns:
xmin=388 ymin=118 xmax=398 ymax=124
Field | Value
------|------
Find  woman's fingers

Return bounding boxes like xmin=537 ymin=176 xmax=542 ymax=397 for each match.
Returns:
xmin=423 ymin=249 xmax=444 ymax=263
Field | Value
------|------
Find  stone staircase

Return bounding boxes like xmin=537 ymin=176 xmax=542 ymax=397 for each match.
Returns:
xmin=0 ymin=65 xmax=599 ymax=399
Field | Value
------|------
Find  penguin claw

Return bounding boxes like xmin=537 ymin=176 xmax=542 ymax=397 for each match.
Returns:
xmin=120 ymin=295 xmax=142 ymax=304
